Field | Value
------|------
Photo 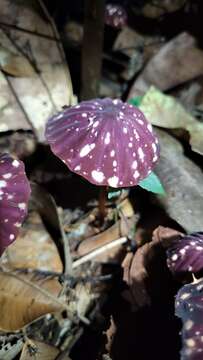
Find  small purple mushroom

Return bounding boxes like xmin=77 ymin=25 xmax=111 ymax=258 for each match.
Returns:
xmin=105 ymin=4 xmax=128 ymax=29
xmin=167 ymin=232 xmax=203 ymax=274
xmin=45 ymin=98 xmax=159 ymax=189
xmin=0 ymin=153 xmax=31 ymax=255
xmin=175 ymin=278 xmax=203 ymax=359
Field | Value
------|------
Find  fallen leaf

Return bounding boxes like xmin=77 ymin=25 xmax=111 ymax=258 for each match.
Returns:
xmin=0 ymin=271 xmax=63 ymax=331
xmin=0 ymin=45 xmax=35 ymax=77
xmin=0 ymin=0 xmax=76 ymax=142
xmin=20 ymin=339 xmax=59 ymax=360
xmin=1 ymin=211 xmax=63 ymax=272
xmin=140 ymin=0 xmax=186 ymax=18
xmin=154 ymin=129 xmax=203 ymax=232
xmin=129 ymin=33 xmax=203 ymax=96
xmin=122 ymin=226 xmax=183 ymax=308
xmin=139 ymin=86 xmax=203 ymax=155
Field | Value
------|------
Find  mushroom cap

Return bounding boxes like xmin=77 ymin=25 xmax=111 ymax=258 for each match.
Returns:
xmin=175 ymin=279 xmax=203 ymax=360
xmin=105 ymin=4 xmax=127 ymax=29
xmin=167 ymin=232 xmax=203 ymax=274
xmin=45 ymin=98 xmax=160 ymax=188
xmin=0 ymin=153 xmax=31 ymax=255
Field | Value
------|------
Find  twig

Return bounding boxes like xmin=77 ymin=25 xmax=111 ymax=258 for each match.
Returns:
xmin=81 ymin=0 xmax=105 ymax=99
xmin=73 ymin=237 xmax=127 ymax=268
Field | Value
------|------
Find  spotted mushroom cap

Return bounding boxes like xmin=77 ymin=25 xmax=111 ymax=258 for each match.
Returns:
xmin=167 ymin=232 xmax=203 ymax=274
xmin=175 ymin=279 xmax=203 ymax=359
xmin=0 ymin=153 xmax=31 ymax=255
xmin=105 ymin=4 xmax=128 ymax=29
xmin=45 ymin=98 xmax=160 ymax=188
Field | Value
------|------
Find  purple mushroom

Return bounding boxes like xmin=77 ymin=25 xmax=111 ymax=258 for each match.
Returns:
xmin=166 ymin=232 xmax=203 ymax=274
xmin=175 ymin=278 xmax=203 ymax=359
xmin=45 ymin=98 xmax=159 ymax=220
xmin=0 ymin=153 xmax=31 ymax=255
xmin=105 ymin=4 xmax=128 ymax=29
xmin=45 ymin=98 xmax=159 ymax=188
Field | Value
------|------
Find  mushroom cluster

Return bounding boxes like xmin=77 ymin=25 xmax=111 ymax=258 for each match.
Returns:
xmin=45 ymin=98 xmax=160 ymax=189
xmin=0 ymin=153 xmax=30 ymax=255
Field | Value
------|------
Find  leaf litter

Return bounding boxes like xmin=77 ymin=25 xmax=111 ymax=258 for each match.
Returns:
xmin=0 ymin=1 xmax=203 ymax=360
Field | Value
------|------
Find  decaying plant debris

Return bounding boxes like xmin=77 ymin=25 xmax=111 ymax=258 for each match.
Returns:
xmin=0 ymin=1 xmax=203 ymax=359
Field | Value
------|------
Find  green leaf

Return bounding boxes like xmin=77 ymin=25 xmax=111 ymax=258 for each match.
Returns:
xmin=138 ymin=172 xmax=165 ymax=195
xmin=108 ymin=189 xmax=121 ymax=200
xmin=128 ymin=96 xmax=143 ymax=108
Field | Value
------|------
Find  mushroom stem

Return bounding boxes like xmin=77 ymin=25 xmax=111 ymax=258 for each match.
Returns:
xmin=99 ymin=186 xmax=107 ymax=223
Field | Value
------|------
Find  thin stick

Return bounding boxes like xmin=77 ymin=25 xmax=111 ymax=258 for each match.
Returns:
xmin=73 ymin=237 xmax=127 ymax=268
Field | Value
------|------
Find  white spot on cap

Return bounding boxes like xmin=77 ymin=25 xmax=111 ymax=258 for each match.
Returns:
xmin=104 ymin=132 xmax=111 ymax=145
xmin=3 ymin=173 xmax=12 ymax=179
xmin=7 ymin=194 xmax=13 ymax=200
xmin=18 ymin=203 xmax=26 ymax=210
xmin=113 ymin=160 xmax=117 ymax=167
xmin=133 ymin=129 xmax=140 ymax=140
xmin=133 ymin=170 xmax=139 ymax=179
xmin=123 ymin=127 xmax=127 ymax=134
xmin=91 ymin=170 xmax=105 ymax=183
xmin=138 ymin=119 xmax=144 ymax=125
xmin=172 ymin=254 xmax=178 ymax=261
xmin=93 ymin=121 xmax=99 ymax=128
xmin=132 ymin=160 xmax=137 ymax=169
xmin=128 ymin=142 xmax=133 ymax=148
xmin=180 ymin=292 xmax=190 ymax=300
xmin=186 ymin=339 xmax=195 ymax=348
xmin=80 ymin=143 xmax=95 ymax=157
xmin=74 ymin=165 xmax=81 ymax=171
xmin=108 ymin=176 xmax=119 ymax=188
xmin=9 ymin=234 xmax=15 ymax=240
xmin=147 ymin=124 xmax=153 ymax=132
xmin=12 ymin=160 xmax=20 ymax=167
xmin=113 ymin=99 xmax=119 ymax=105
xmin=138 ymin=147 xmax=144 ymax=161
xmin=15 ymin=222 xmax=21 ymax=227
xmin=4 ymin=219 xmax=8 ymax=223
xmin=152 ymin=143 xmax=157 ymax=153
xmin=185 ymin=320 xmax=194 ymax=330
xmin=110 ymin=150 xmax=115 ymax=157
xmin=0 ymin=180 xmax=6 ymax=188
xmin=82 ymin=113 xmax=87 ymax=117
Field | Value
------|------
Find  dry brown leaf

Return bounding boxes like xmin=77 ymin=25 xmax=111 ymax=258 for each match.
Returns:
xmin=0 ymin=0 xmax=76 ymax=142
xmin=141 ymin=0 xmax=186 ymax=18
xmin=0 ymin=272 xmax=63 ymax=331
xmin=122 ymin=226 xmax=183 ymax=308
xmin=1 ymin=211 xmax=63 ymax=272
xmin=155 ymin=129 xmax=203 ymax=232
xmin=129 ymin=33 xmax=203 ymax=96
xmin=20 ymin=339 xmax=59 ymax=360
xmin=0 ymin=45 xmax=35 ymax=77
xmin=140 ymin=86 xmax=203 ymax=155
